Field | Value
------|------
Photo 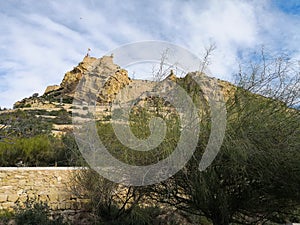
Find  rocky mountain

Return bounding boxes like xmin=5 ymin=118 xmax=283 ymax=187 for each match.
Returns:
xmin=1 ymin=53 xmax=298 ymax=168
xmin=14 ymin=55 xmax=236 ymax=109
xmin=13 ymin=56 xmax=134 ymax=109
xmin=6 ymin=54 xmax=239 ymax=137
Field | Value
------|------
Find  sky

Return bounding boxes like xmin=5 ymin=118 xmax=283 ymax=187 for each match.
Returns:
xmin=0 ymin=0 xmax=300 ymax=108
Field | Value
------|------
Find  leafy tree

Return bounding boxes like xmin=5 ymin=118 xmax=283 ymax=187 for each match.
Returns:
xmin=147 ymin=49 xmax=300 ymax=225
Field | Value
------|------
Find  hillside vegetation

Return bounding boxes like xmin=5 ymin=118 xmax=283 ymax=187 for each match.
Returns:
xmin=0 ymin=54 xmax=299 ymax=225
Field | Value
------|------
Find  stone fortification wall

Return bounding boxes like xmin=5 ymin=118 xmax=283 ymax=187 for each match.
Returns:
xmin=0 ymin=167 xmax=86 ymax=211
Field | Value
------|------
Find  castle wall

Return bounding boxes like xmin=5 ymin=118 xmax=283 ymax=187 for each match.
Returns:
xmin=0 ymin=167 xmax=86 ymax=211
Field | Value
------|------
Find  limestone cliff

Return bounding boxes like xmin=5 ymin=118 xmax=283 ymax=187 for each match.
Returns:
xmin=44 ymin=85 xmax=61 ymax=95
xmin=60 ymin=56 xmax=98 ymax=94
xmin=98 ymin=68 xmax=131 ymax=103
xmin=14 ymin=55 xmax=132 ymax=108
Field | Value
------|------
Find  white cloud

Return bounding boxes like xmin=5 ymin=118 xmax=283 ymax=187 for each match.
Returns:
xmin=0 ymin=0 xmax=299 ymax=108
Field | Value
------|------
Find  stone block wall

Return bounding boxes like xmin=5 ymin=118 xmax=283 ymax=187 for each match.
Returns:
xmin=0 ymin=167 xmax=87 ymax=211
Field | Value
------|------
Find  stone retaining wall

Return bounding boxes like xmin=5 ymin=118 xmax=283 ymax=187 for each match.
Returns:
xmin=0 ymin=167 xmax=86 ymax=211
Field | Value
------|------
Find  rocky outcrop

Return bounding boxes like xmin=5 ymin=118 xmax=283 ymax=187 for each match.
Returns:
xmin=44 ymin=85 xmax=61 ymax=95
xmin=98 ymin=68 xmax=131 ymax=103
xmin=13 ymin=54 xmax=236 ymax=114
xmin=13 ymin=97 xmax=57 ymax=109
xmin=165 ymin=70 xmax=177 ymax=82
xmin=70 ymin=55 xmax=133 ymax=106
xmin=60 ymin=56 xmax=98 ymax=94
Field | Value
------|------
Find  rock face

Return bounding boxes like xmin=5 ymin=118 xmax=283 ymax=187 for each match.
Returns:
xmin=14 ymin=55 xmax=132 ymax=108
xmin=165 ymin=70 xmax=177 ymax=82
xmin=44 ymin=85 xmax=61 ymax=95
xmin=72 ymin=55 xmax=132 ymax=104
xmin=98 ymin=68 xmax=131 ymax=103
xmin=60 ymin=56 xmax=98 ymax=94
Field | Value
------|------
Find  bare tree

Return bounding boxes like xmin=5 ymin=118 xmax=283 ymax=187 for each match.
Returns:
xmin=236 ymin=46 xmax=300 ymax=108
xmin=152 ymin=48 xmax=173 ymax=82
xmin=199 ymin=43 xmax=216 ymax=74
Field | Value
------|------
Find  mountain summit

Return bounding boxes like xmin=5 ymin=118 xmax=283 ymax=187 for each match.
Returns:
xmin=13 ymin=55 xmax=235 ymax=110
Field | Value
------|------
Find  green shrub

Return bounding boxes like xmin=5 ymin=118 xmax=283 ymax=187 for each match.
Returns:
xmin=14 ymin=201 xmax=67 ymax=225
xmin=0 ymin=209 xmax=14 ymax=224
xmin=62 ymin=97 xmax=73 ymax=104
xmin=0 ymin=135 xmax=55 ymax=166
xmin=0 ymin=133 xmax=82 ymax=166
xmin=56 ymin=132 xmax=85 ymax=166
xmin=0 ymin=109 xmax=52 ymax=138
xmin=52 ymin=109 xmax=72 ymax=124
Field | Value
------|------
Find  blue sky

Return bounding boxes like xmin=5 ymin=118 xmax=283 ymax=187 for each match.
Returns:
xmin=1 ymin=0 xmax=300 ymax=108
